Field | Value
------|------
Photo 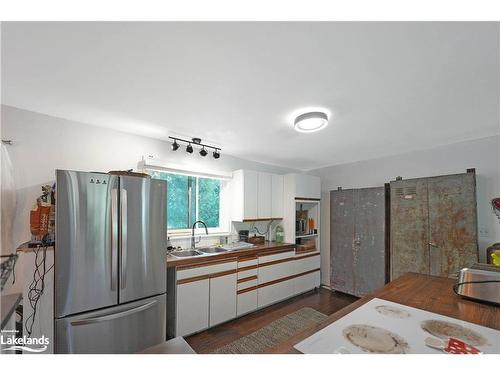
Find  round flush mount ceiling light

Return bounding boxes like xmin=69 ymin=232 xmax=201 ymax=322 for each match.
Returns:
xmin=294 ymin=111 xmax=329 ymax=133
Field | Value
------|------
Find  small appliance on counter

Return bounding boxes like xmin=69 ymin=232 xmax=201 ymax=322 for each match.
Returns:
xmin=456 ymin=263 xmax=500 ymax=305
xmin=238 ymin=229 xmax=249 ymax=242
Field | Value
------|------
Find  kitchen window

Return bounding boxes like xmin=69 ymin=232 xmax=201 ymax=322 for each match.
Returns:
xmin=149 ymin=171 xmax=221 ymax=233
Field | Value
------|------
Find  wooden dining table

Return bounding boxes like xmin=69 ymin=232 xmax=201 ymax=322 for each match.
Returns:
xmin=268 ymin=272 xmax=500 ymax=353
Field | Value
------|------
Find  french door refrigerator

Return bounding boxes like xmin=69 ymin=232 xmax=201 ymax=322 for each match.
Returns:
xmin=54 ymin=170 xmax=167 ymax=353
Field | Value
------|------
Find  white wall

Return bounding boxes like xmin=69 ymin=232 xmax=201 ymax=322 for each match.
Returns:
xmin=0 ymin=105 xmax=296 ymax=293
xmin=309 ymin=135 xmax=500 ymax=286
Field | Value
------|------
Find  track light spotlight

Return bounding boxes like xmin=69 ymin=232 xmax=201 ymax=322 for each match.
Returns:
xmin=168 ymin=136 xmax=221 ymax=160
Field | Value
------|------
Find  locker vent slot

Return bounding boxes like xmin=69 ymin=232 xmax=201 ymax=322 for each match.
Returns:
xmin=405 ymin=186 xmax=417 ymax=195
xmin=394 ymin=187 xmax=404 ymax=196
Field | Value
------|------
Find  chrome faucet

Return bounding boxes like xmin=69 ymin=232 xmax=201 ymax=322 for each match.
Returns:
xmin=191 ymin=220 xmax=208 ymax=249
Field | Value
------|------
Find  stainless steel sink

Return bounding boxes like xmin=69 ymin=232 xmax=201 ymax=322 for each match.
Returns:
xmin=170 ymin=249 xmax=202 ymax=258
xmin=197 ymin=247 xmax=228 ymax=254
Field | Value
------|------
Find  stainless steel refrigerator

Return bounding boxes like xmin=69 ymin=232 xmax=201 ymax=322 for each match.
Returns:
xmin=54 ymin=170 xmax=167 ymax=353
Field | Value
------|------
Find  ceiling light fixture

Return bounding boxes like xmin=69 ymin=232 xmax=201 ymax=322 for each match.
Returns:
xmin=294 ymin=111 xmax=329 ymax=133
xmin=169 ymin=136 xmax=221 ymax=160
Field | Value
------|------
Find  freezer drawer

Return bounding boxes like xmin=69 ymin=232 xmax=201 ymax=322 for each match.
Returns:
xmin=55 ymin=294 xmax=166 ymax=354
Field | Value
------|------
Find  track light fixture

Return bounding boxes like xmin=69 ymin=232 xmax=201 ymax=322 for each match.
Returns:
xmin=169 ymin=137 xmax=221 ymax=160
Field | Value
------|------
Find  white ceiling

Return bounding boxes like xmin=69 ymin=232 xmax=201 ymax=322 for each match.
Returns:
xmin=2 ymin=22 xmax=499 ymax=170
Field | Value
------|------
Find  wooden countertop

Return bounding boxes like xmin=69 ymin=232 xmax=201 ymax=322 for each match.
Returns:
xmin=268 ymin=273 xmax=500 ymax=353
xmin=167 ymin=241 xmax=296 ymax=268
xmin=1 ymin=293 xmax=22 ymax=330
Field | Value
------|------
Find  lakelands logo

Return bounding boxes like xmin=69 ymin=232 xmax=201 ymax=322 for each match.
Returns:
xmin=1 ymin=331 xmax=49 ymax=353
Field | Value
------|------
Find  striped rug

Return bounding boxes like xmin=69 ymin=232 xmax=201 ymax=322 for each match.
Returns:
xmin=211 ymin=307 xmax=326 ymax=354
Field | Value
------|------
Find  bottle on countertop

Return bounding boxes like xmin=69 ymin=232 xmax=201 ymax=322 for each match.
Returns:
xmin=275 ymin=224 xmax=284 ymax=243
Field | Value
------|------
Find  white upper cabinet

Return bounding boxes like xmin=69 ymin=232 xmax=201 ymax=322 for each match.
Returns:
xmin=287 ymin=173 xmax=321 ymax=199
xmin=231 ymin=170 xmax=284 ymax=221
xmin=271 ymin=174 xmax=284 ymax=218
xmin=231 ymin=169 xmax=258 ymax=221
xmin=257 ymin=172 xmax=272 ymax=219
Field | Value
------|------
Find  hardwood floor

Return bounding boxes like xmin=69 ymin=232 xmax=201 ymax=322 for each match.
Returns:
xmin=185 ymin=287 xmax=358 ymax=353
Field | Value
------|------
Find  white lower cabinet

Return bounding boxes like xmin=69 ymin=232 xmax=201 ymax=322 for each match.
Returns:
xmin=174 ymin=250 xmax=321 ymax=336
xmin=294 ymin=270 xmax=320 ymax=295
xmin=176 ymin=278 xmax=210 ymax=337
xmin=258 ymin=279 xmax=294 ymax=308
xmin=209 ymin=273 xmax=237 ymax=327
xmin=237 ymin=289 xmax=258 ymax=316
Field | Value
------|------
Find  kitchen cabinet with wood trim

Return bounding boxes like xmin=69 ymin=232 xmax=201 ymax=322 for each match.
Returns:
xmin=257 ymin=172 xmax=272 ymax=219
xmin=209 ymin=272 xmax=237 ymax=326
xmin=168 ymin=259 xmax=237 ymax=338
xmin=175 ymin=278 xmax=210 ymax=337
xmin=167 ymin=245 xmax=321 ymax=338
xmin=271 ymin=174 xmax=284 ymax=218
xmin=230 ymin=169 xmax=284 ymax=222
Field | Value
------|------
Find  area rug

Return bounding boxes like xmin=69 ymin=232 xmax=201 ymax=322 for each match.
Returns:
xmin=211 ymin=307 xmax=327 ymax=354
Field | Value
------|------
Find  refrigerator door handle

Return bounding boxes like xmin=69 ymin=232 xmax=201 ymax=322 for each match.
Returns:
xmin=110 ymin=188 xmax=119 ymax=291
xmin=120 ymin=188 xmax=128 ymax=289
xmin=69 ymin=300 xmax=157 ymax=326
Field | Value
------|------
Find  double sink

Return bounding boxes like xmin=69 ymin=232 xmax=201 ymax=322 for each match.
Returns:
xmin=170 ymin=247 xmax=228 ymax=258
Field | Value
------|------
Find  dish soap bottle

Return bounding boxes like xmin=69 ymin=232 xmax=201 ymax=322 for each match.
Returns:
xmin=275 ymin=224 xmax=284 ymax=243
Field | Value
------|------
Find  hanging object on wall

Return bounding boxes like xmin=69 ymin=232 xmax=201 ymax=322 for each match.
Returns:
xmin=169 ymin=136 xmax=221 ymax=159
xmin=492 ymin=198 xmax=500 ymax=222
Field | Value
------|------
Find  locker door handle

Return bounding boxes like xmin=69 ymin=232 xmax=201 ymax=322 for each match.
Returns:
xmin=428 ymin=242 xmax=439 ymax=248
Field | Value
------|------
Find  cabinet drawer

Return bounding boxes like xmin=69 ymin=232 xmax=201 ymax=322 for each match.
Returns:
xmin=238 ymin=257 xmax=258 ymax=269
xmin=238 ymin=267 xmax=258 ymax=279
xmin=237 ymin=289 xmax=258 ymax=316
xmin=294 ymin=253 xmax=320 ymax=274
xmin=258 ymin=250 xmax=294 ymax=264
xmin=257 ymin=279 xmax=294 ymax=308
xmin=258 ymin=259 xmax=295 ymax=284
xmin=237 ymin=276 xmax=258 ymax=291
xmin=177 ymin=260 xmax=237 ymax=280
xmin=294 ymin=270 xmax=320 ymax=295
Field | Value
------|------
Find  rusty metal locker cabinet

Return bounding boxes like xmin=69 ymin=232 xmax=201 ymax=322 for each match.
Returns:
xmin=390 ymin=172 xmax=478 ymax=280
xmin=330 ymin=187 xmax=386 ymax=297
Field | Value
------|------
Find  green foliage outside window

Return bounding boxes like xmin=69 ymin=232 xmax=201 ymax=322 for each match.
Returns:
xmin=198 ymin=177 xmax=220 ymax=228
xmin=149 ymin=171 xmax=220 ymax=230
